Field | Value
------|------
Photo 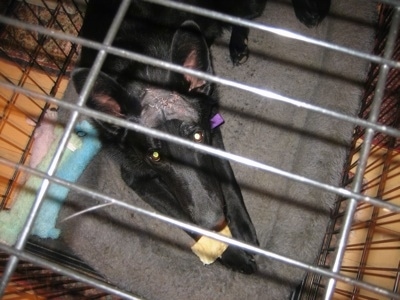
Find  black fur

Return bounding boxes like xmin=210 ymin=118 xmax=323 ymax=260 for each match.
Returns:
xmin=73 ymin=0 xmax=330 ymax=273
xmin=292 ymin=0 xmax=331 ymax=28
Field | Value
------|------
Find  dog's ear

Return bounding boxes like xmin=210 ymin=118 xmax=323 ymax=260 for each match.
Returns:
xmin=170 ymin=20 xmax=213 ymax=94
xmin=72 ymin=68 xmax=141 ymax=137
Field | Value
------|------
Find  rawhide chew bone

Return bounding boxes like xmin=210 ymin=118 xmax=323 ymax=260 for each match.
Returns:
xmin=191 ymin=225 xmax=232 ymax=264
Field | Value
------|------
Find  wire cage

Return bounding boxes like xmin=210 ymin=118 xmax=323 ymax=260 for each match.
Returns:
xmin=0 ymin=0 xmax=399 ymax=299
xmin=0 ymin=0 xmax=83 ymax=210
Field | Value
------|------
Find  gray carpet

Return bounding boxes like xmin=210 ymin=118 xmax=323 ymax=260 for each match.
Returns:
xmin=56 ymin=0 xmax=377 ymax=298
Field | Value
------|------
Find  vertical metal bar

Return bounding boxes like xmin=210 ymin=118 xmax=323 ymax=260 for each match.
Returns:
xmin=392 ymin=261 xmax=400 ymax=299
xmin=324 ymin=6 xmax=400 ymax=299
xmin=0 ymin=0 xmax=132 ymax=296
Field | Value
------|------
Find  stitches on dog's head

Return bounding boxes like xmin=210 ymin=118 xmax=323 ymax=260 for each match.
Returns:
xmin=72 ymin=20 xmax=215 ymax=140
xmin=140 ymin=89 xmax=199 ymax=128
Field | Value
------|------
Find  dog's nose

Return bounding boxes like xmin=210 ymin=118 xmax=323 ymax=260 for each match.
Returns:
xmin=193 ymin=214 xmax=227 ymax=241
xmin=200 ymin=210 xmax=226 ymax=232
xmin=212 ymin=217 xmax=227 ymax=232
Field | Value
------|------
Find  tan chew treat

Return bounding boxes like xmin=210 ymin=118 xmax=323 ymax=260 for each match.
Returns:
xmin=191 ymin=225 xmax=232 ymax=265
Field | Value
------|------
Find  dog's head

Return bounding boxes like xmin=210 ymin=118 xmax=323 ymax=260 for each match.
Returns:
xmin=72 ymin=21 xmax=229 ymax=232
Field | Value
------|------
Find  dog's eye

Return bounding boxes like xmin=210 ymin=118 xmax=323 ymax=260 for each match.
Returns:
xmin=149 ymin=150 xmax=161 ymax=162
xmin=193 ymin=130 xmax=204 ymax=143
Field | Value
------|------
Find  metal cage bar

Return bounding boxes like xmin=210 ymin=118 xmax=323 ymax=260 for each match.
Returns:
xmin=0 ymin=0 xmax=400 ymax=299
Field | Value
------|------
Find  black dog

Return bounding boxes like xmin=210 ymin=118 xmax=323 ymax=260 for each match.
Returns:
xmin=72 ymin=0 xmax=330 ymax=273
